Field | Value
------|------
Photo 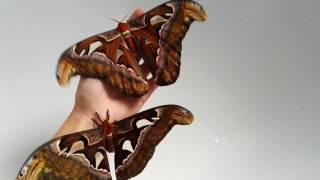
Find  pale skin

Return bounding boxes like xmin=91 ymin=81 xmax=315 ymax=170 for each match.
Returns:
xmin=54 ymin=9 xmax=157 ymax=138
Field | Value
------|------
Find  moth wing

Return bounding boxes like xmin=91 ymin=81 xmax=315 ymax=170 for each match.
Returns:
xmin=16 ymin=129 xmax=112 ymax=180
xmin=112 ymin=105 xmax=194 ymax=180
xmin=129 ymin=0 xmax=207 ymax=85
xmin=56 ymin=29 xmax=149 ymax=96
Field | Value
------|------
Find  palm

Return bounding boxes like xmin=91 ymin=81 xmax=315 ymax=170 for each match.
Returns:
xmin=74 ymin=77 xmax=157 ymax=123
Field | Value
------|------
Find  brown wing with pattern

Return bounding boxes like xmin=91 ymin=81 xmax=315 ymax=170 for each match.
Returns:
xmin=112 ymin=105 xmax=194 ymax=180
xmin=129 ymin=0 xmax=207 ymax=85
xmin=56 ymin=28 xmax=149 ymax=96
xmin=16 ymin=128 xmax=112 ymax=180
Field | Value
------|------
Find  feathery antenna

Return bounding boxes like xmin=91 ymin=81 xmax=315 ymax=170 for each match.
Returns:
xmin=110 ymin=18 xmax=120 ymax=23
xmin=121 ymin=14 xmax=129 ymax=22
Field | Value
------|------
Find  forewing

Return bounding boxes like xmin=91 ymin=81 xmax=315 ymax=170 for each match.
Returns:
xmin=129 ymin=0 xmax=207 ymax=85
xmin=112 ymin=105 xmax=194 ymax=180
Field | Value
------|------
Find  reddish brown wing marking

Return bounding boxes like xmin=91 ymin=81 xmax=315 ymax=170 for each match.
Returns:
xmin=129 ymin=0 xmax=207 ymax=86
xmin=56 ymin=29 xmax=149 ymax=96
xmin=56 ymin=0 xmax=207 ymax=96
xmin=112 ymin=105 xmax=194 ymax=180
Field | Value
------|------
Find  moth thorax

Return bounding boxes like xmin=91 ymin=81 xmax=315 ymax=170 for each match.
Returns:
xmin=104 ymin=122 xmax=114 ymax=136
xmin=117 ymin=23 xmax=130 ymax=38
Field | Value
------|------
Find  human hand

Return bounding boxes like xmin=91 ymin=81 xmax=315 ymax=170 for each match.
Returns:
xmin=54 ymin=9 xmax=157 ymax=137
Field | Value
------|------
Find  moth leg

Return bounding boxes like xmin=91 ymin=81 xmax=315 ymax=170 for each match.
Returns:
xmin=105 ymin=109 xmax=110 ymax=122
xmin=91 ymin=112 xmax=103 ymax=127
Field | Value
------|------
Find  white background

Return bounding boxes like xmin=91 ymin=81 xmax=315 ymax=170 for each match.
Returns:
xmin=1 ymin=0 xmax=319 ymax=179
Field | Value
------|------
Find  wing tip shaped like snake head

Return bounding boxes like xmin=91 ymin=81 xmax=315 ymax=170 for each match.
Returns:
xmin=183 ymin=0 xmax=208 ymax=22
xmin=166 ymin=104 xmax=194 ymax=125
xmin=154 ymin=0 xmax=207 ymax=86
xmin=56 ymin=50 xmax=76 ymax=87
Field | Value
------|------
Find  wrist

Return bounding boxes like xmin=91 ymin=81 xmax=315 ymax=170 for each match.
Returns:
xmin=53 ymin=107 xmax=95 ymax=138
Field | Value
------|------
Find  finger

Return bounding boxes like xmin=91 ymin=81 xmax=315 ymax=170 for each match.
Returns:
xmin=128 ymin=8 xmax=144 ymax=21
